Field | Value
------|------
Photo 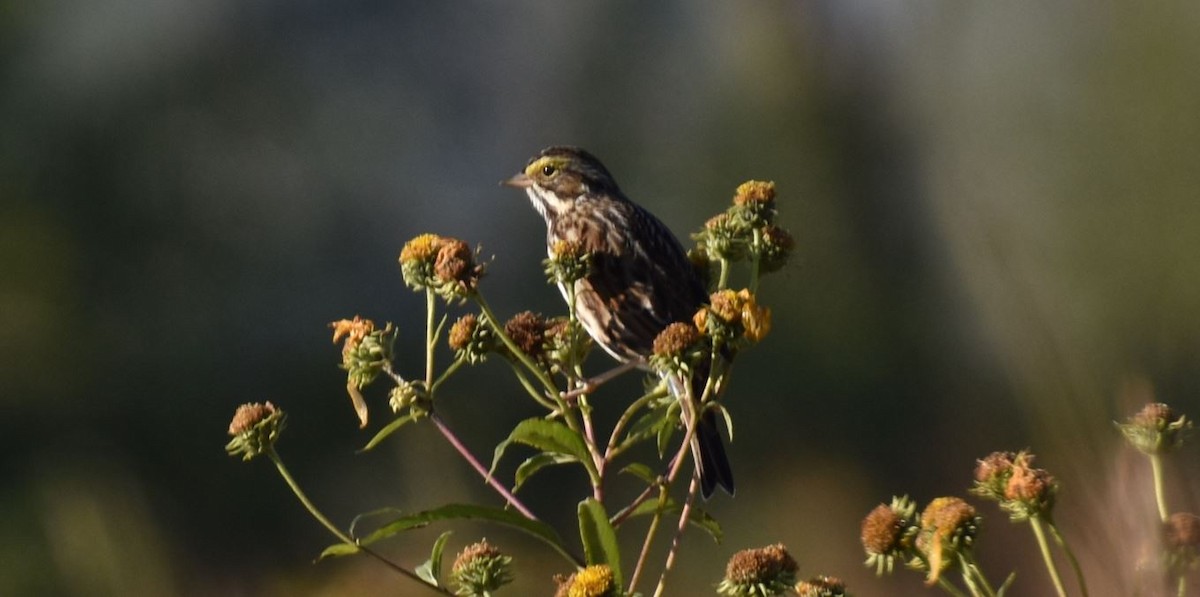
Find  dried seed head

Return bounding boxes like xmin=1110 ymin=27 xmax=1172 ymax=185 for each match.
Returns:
xmin=861 ymin=496 xmax=918 ymax=576
xmin=653 ymin=322 xmax=702 ymax=359
xmin=718 ymin=543 xmax=798 ymax=596
xmin=795 ymin=575 xmax=848 ymax=597
xmin=504 ymin=311 xmax=547 ymax=358
xmin=449 ymin=313 xmax=478 ymax=352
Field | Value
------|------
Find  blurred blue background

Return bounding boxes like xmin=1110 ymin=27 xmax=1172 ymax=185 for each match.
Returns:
xmin=3 ymin=2 xmax=1200 ymax=595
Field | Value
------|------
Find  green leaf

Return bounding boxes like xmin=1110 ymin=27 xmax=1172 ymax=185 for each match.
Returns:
xmin=656 ymin=402 xmax=681 ymax=457
xmin=578 ymin=499 xmax=623 ymax=588
xmin=625 ymin=499 xmax=723 ymax=543
xmin=621 ymin=408 xmax=669 ymax=450
xmin=514 ymin=452 xmax=578 ymax=493
xmin=360 ymin=412 xmax=422 ymax=452
xmin=618 ymin=463 xmax=659 ymax=487
xmin=491 ymin=418 xmax=597 ymax=483
xmin=320 ymin=503 xmax=576 ymax=566
xmin=415 ymin=530 xmax=453 ymax=587
xmin=318 ymin=543 xmax=359 ymax=560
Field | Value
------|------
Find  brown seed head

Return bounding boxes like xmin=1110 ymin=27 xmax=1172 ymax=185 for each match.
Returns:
xmin=1165 ymin=513 xmax=1200 ymax=549
xmin=1004 ymin=458 xmax=1056 ymax=504
xmin=724 ymin=543 xmax=798 ymax=585
xmin=862 ymin=503 xmax=903 ymax=556
xmin=228 ymin=402 xmax=278 ymax=435
xmin=505 ymin=311 xmax=546 ymax=357
xmin=434 ymin=238 xmax=473 ymax=283
xmin=795 ymin=575 xmax=847 ymax=597
xmin=653 ymin=322 xmax=701 ymax=358
xmin=975 ymin=451 xmax=1016 ymax=484
xmin=449 ymin=313 xmax=479 ymax=352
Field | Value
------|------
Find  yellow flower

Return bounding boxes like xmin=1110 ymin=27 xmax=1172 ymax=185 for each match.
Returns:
xmin=567 ymin=565 xmax=615 ymax=597
xmin=399 ymin=233 xmax=442 ymax=265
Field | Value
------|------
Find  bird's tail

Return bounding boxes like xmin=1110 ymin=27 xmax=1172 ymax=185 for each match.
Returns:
xmin=694 ymin=409 xmax=734 ymax=498
xmin=667 ymin=367 xmax=735 ymax=499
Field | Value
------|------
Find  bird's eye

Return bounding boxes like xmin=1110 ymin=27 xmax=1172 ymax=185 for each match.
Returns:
xmin=541 ymin=164 xmax=556 ymax=176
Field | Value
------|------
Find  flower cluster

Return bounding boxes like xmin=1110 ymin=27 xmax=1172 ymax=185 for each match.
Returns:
xmin=971 ymin=450 xmax=1058 ymax=522
xmin=450 ymin=540 xmax=513 ymax=596
xmin=225 ymin=402 xmax=286 ymax=461
xmin=717 ymin=543 xmax=799 ymax=597
xmin=1119 ymin=402 xmax=1192 ymax=455
xmin=693 ymin=180 xmax=794 ymax=274
xmin=860 ymin=495 xmax=982 ymax=586
xmin=694 ymin=288 xmax=772 ymax=347
xmin=399 ymin=233 xmax=485 ymax=301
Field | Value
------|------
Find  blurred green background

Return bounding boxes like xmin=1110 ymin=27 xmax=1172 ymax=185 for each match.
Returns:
xmin=3 ymin=2 xmax=1199 ymax=595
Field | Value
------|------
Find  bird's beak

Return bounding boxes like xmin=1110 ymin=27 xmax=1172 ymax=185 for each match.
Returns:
xmin=501 ymin=172 xmax=533 ymax=189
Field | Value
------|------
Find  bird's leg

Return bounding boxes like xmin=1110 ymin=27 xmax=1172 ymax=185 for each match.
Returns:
xmin=561 ymin=359 xmax=643 ymax=401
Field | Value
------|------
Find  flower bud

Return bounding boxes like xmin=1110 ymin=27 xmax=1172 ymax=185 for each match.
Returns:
xmin=450 ymin=540 xmax=513 ymax=596
xmin=1119 ymin=402 xmax=1192 ymax=455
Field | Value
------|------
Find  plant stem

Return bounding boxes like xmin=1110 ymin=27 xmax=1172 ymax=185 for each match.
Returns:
xmin=429 ymin=358 xmax=464 ymax=394
xmin=958 ymin=554 xmax=997 ymax=597
xmin=425 ymin=289 xmax=436 ymax=387
xmin=1029 ymin=516 xmax=1068 ymax=597
xmin=717 ymin=258 xmax=730 ymax=290
xmin=749 ymin=229 xmax=762 ymax=294
xmin=936 ymin=578 xmax=970 ymax=597
xmin=429 ymin=412 xmax=540 ymax=522
xmin=1047 ymin=520 xmax=1090 ymax=597
xmin=1150 ymin=454 xmax=1170 ymax=522
xmin=652 ymin=473 xmax=699 ymax=597
xmin=1177 ymin=575 xmax=1186 ymax=597
xmin=627 ymin=482 xmax=670 ymax=594
xmin=266 ymin=448 xmax=450 ymax=594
